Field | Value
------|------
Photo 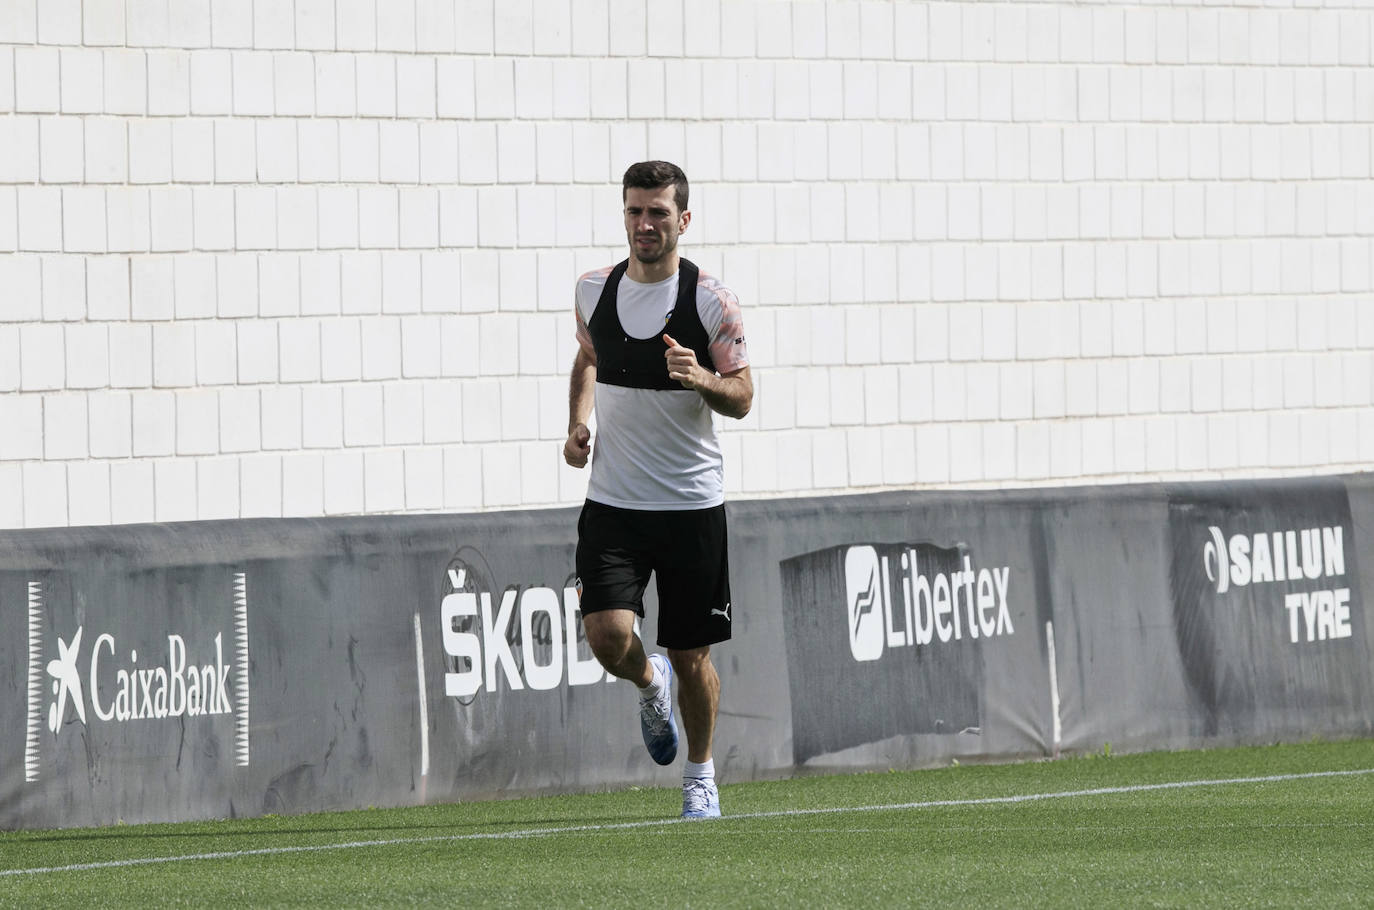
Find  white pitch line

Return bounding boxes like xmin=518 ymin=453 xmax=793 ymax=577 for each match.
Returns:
xmin=4 ymin=767 xmax=1372 ymax=878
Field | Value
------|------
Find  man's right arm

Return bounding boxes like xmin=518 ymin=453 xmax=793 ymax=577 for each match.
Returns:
xmin=564 ymin=345 xmax=596 ymax=468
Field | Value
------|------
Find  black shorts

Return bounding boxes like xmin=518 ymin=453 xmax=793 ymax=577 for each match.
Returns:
xmin=575 ymin=499 xmax=732 ymax=651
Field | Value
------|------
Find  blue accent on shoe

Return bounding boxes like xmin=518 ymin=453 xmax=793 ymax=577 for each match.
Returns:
xmin=639 ymin=654 xmax=678 ymax=766
xmin=681 ymin=778 xmax=721 ymax=819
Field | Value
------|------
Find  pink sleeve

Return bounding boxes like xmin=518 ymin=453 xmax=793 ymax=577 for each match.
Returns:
xmin=575 ymin=306 xmax=594 ymax=356
xmin=704 ymin=283 xmax=749 ymax=374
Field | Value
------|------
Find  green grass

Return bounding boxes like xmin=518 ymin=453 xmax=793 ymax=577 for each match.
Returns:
xmin=4 ymin=740 xmax=1374 ymax=907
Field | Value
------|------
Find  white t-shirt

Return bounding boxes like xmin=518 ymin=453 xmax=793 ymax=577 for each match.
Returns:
xmin=575 ymin=265 xmax=749 ymax=510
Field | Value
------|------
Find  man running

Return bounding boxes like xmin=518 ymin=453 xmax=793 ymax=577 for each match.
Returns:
xmin=563 ymin=161 xmax=752 ymax=819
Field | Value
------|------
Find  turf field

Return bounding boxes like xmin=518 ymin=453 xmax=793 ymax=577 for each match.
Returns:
xmin=3 ymin=739 xmax=1373 ymax=907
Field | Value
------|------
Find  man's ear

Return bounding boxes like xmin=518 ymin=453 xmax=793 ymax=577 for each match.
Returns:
xmin=679 ymin=209 xmax=691 ymax=233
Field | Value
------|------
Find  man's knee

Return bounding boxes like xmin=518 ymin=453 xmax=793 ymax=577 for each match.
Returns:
xmin=582 ymin=610 xmax=635 ymax=664
xmin=667 ymin=646 xmax=713 ymax=683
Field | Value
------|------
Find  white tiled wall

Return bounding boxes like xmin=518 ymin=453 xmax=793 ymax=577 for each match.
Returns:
xmin=2 ymin=0 xmax=1373 ymax=528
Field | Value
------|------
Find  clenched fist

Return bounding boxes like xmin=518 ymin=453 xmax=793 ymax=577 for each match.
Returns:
xmin=664 ymin=333 xmax=703 ymax=390
xmin=564 ymin=423 xmax=591 ymax=468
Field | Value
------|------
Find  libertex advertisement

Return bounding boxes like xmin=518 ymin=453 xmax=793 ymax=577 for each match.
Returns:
xmin=779 ymin=539 xmax=1021 ymax=764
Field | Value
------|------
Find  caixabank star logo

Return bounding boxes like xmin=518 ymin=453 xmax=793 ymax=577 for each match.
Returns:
xmin=23 ymin=575 xmax=251 ymax=783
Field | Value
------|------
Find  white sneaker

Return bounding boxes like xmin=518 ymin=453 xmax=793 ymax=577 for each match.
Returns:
xmin=681 ymin=778 xmax=721 ymax=819
xmin=639 ymin=654 xmax=678 ymax=766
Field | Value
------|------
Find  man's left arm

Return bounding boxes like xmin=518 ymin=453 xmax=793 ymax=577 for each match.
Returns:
xmin=663 ymin=334 xmax=753 ymax=419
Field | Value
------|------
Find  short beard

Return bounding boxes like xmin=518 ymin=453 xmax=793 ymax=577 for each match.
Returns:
xmin=632 ymin=233 xmax=676 ymax=264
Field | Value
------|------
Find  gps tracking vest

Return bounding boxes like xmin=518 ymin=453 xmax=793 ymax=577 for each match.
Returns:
xmin=589 ymin=258 xmax=717 ymax=390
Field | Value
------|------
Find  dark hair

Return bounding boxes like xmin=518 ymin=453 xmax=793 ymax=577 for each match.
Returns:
xmin=622 ymin=161 xmax=689 ymax=214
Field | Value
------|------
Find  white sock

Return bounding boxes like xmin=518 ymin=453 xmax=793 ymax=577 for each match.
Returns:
xmin=638 ymin=661 xmax=664 ymax=701
xmin=684 ymin=758 xmax=714 ymax=782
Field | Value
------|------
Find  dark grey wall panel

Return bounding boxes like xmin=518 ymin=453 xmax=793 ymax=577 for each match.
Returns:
xmin=1167 ymin=478 xmax=1371 ymax=740
xmin=3 ymin=475 xmax=1372 ymax=830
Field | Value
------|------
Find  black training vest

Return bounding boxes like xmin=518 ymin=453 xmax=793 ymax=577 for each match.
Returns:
xmin=588 ymin=258 xmax=716 ymax=391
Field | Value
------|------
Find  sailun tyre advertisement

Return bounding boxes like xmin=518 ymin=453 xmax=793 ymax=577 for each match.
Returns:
xmin=1169 ymin=479 xmax=1373 ymax=738
xmin=3 ymin=475 xmax=1374 ymax=829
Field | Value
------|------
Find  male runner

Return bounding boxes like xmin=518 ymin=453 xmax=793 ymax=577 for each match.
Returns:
xmin=563 ymin=161 xmax=752 ymax=819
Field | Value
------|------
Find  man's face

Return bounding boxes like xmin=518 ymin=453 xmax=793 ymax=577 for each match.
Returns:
xmin=623 ymin=185 xmax=689 ymax=265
